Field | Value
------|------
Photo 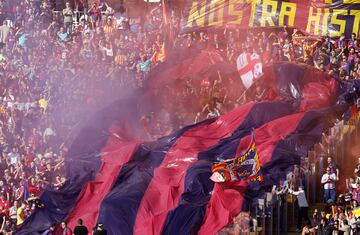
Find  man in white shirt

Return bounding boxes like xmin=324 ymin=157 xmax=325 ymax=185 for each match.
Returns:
xmin=9 ymin=200 xmax=18 ymax=224
xmin=0 ymin=21 xmax=10 ymax=45
xmin=8 ymin=147 xmax=20 ymax=166
xmin=289 ymin=186 xmax=310 ymax=231
xmin=321 ymin=167 xmax=337 ymax=203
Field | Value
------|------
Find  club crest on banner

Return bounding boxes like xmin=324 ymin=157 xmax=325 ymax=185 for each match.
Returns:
xmin=210 ymin=139 xmax=264 ymax=183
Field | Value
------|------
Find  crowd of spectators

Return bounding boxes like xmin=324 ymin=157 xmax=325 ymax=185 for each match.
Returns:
xmin=264 ymin=118 xmax=360 ymax=235
xmin=0 ymin=0 xmax=240 ymax=233
xmin=295 ymin=154 xmax=360 ymax=235
xmin=0 ymin=0 xmax=358 ymax=234
xmin=224 ymin=28 xmax=360 ymax=80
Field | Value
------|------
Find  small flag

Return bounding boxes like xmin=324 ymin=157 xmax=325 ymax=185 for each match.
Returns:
xmin=151 ymin=0 xmax=171 ymax=64
xmin=210 ymin=137 xmax=263 ymax=183
xmin=236 ymin=52 xmax=263 ymax=89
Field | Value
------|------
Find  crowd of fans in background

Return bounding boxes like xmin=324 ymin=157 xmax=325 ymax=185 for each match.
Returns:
xmin=309 ymin=157 xmax=360 ymax=235
xmin=0 ymin=0 xmax=357 ymax=234
xmin=265 ymin=119 xmax=360 ymax=235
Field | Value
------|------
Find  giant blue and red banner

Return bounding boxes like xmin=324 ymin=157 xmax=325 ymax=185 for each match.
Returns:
xmin=16 ymin=60 xmax=360 ymax=234
xmin=181 ymin=0 xmax=360 ymax=37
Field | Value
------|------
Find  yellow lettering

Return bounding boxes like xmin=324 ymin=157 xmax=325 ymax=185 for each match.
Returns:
xmin=344 ymin=0 xmax=360 ymax=3
xmin=209 ymin=0 xmax=224 ymax=26
xmin=329 ymin=9 xmax=347 ymax=37
xmin=306 ymin=7 xmax=322 ymax=35
xmin=325 ymin=0 xmax=332 ymax=3
xmin=322 ymin=8 xmax=330 ymax=36
xmin=186 ymin=1 xmax=206 ymax=27
xmin=261 ymin=0 xmax=278 ymax=27
xmin=228 ymin=0 xmax=243 ymax=25
xmin=350 ymin=10 xmax=360 ymax=36
xmin=279 ymin=2 xmax=296 ymax=27
xmin=247 ymin=0 xmax=260 ymax=27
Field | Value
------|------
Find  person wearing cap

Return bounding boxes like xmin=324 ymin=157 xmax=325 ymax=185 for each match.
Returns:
xmin=321 ymin=167 xmax=338 ymax=203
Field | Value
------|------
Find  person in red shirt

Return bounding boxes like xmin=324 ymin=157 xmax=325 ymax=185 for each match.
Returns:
xmin=28 ymin=178 xmax=41 ymax=197
xmin=88 ymin=2 xmax=101 ymax=28
xmin=0 ymin=194 xmax=10 ymax=217
xmin=23 ymin=148 xmax=35 ymax=167
xmin=14 ymin=182 xmax=24 ymax=202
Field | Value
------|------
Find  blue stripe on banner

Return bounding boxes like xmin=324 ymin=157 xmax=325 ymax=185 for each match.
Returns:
xmin=16 ymin=99 xmax=143 ymax=235
xmin=96 ymin=102 xmax=261 ymax=234
xmin=95 ymin=120 xmax=213 ymax=235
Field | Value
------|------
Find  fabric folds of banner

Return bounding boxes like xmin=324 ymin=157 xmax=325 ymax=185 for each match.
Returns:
xmin=15 ymin=62 xmax=360 ymax=234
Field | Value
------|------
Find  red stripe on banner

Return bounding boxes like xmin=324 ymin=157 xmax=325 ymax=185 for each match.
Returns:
xmin=65 ymin=125 xmax=139 ymax=230
xmin=198 ymin=112 xmax=306 ymax=234
xmin=299 ymin=69 xmax=338 ymax=111
xmin=133 ymin=102 xmax=256 ymax=235
xmin=149 ymin=49 xmax=224 ymax=89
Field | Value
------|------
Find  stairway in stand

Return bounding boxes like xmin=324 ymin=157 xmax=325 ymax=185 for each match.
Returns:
xmin=282 ymin=203 xmax=325 ymax=235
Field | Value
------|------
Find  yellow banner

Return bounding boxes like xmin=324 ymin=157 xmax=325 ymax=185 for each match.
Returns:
xmin=181 ymin=0 xmax=360 ymax=37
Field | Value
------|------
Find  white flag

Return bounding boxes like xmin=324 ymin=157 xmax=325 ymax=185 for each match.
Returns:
xmin=236 ymin=52 xmax=263 ymax=89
